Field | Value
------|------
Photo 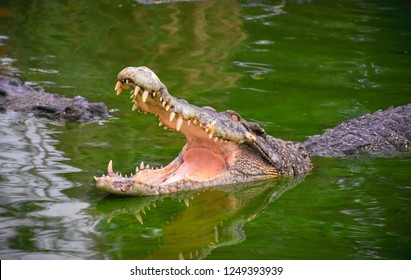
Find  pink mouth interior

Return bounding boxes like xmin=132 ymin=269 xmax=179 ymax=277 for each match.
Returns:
xmin=120 ymin=85 xmax=238 ymax=186
xmin=160 ymin=147 xmax=227 ymax=185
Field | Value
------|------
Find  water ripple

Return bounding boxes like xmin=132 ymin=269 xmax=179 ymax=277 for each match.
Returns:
xmin=233 ymin=61 xmax=275 ymax=79
xmin=0 ymin=111 xmax=98 ymax=259
xmin=28 ymin=68 xmax=59 ymax=75
xmin=242 ymin=3 xmax=285 ymax=21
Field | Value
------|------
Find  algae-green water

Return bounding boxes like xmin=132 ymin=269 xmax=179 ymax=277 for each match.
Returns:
xmin=0 ymin=0 xmax=410 ymax=259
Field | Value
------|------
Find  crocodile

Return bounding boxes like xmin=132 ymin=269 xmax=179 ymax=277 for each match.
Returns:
xmin=95 ymin=66 xmax=411 ymax=196
xmin=0 ymin=75 xmax=109 ymax=122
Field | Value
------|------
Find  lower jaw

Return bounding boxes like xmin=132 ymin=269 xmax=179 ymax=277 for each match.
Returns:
xmin=96 ymin=166 xmax=275 ymax=196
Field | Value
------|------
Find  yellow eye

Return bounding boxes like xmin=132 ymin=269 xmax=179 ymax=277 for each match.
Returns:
xmin=231 ymin=114 xmax=240 ymax=121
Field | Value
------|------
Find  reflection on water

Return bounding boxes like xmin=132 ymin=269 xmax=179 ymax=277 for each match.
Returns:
xmin=93 ymin=178 xmax=304 ymax=260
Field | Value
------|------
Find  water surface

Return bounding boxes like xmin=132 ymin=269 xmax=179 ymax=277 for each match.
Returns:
xmin=0 ymin=0 xmax=410 ymax=259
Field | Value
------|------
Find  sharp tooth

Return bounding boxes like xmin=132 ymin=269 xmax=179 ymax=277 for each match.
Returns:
xmin=132 ymin=102 xmax=138 ymax=111
xmin=214 ymin=225 xmax=219 ymax=243
xmin=146 ymin=164 xmax=150 ymax=169
xmin=135 ymin=85 xmax=141 ymax=94
xmin=162 ymin=101 xmax=166 ymax=107
xmin=114 ymin=81 xmax=121 ymax=91
xmin=176 ymin=117 xmax=183 ymax=131
xmin=187 ymin=120 xmax=191 ymax=126
xmin=214 ymin=137 xmax=218 ymax=142
xmin=159 ymin=121 xmax=164 ymax=127
xmin=140 ymin=162 xmax=145 ymax=170
xmin=183 ymin=198 xmax=190 ymax=207
xmin=205 ymin=127 xmax=209 ymax=133
xmin=125 ymin=79 xmax=129 ymax=84
xmin=94 ymin=176 xmax=98 ymax=182
xmin=208 ymin=133 xmax=213 ymax=139
xmin=142 ymin=90 xmax=149 ymax=103
xmin=135 ymin=212 xmax=143 ymax=225
xmin=193 ymin=119 xmax=197 ymax=125
xmin=169 ymin=111 xmax=176 ymax=122
xmin=115 ymin=81 xmax=123 ymax=95
xmin=160 ymin=97 xmax=163 ymax=102
xmin=108 ymin=160 xmax=113 ymax=173
xmin=152 ymin=91 xmax=156 ymax=97
xmin=165 ymin=105 xmax=170 ymax=111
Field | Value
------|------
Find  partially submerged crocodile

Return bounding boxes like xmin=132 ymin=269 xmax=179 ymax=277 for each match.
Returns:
xmin=0 ymin=76 xmax=109 ymax=122
xmin=95 ymin=66 xmax=411 ymax=196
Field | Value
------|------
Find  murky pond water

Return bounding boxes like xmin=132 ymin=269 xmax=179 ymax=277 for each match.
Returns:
xmin=1 ymin=0 xmax=410 ymax=259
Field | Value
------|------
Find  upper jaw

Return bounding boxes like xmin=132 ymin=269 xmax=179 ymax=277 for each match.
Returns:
xmin=115 ymin=66 xmax=257 ymax=146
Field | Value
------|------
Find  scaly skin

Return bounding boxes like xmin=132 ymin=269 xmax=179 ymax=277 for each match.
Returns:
xmin=95 ymin=66 xmax=312 ymax=196
xmin=0 ymin=76 xmax=109 ymax=122
xmin=301 ymin=103 xmax=411 ymax=156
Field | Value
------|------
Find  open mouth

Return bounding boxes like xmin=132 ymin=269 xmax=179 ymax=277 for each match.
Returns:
xmin=96 ymin=66 xmax=249 ymax=195
xmin=95 ymin=66 xmax=312 ymax=196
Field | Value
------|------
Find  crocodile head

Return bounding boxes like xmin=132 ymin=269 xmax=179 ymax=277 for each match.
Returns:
xmin=95 ymin=66 xmax=311 ymax=196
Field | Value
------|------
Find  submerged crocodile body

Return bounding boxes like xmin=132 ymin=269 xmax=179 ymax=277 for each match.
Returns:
xmin=0 ymin=76 xmax=109 ymax=122
xmin=303 ymin=104 xmax=411 ymax=156
xmin=95 ymin=66 xmax=411 ymax=196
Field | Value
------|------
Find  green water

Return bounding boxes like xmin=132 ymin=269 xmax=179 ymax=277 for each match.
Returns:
xmin=0 ymin=0 xmax=411 ymax=259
